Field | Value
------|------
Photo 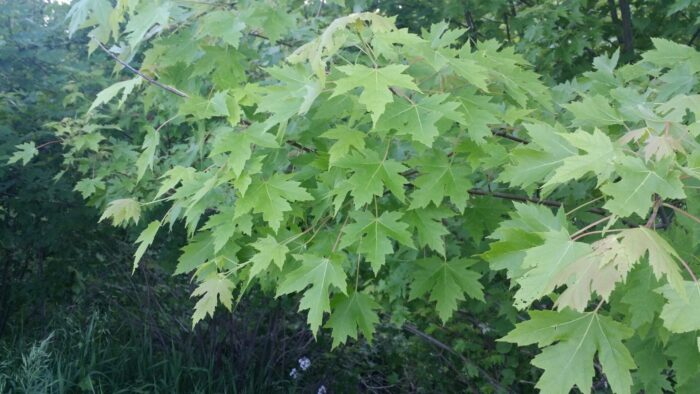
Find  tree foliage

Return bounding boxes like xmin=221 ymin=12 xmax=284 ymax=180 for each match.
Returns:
xmin=10 ymin=0 xmax=700 ymax=392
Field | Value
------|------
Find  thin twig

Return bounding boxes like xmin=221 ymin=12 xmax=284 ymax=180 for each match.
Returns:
xmin=403 ymin=323 xmax=510 ymax=393
xmin=571 ymin=228 xmax=623 ymax=241
xmin=96 ymin=41 xmax=189 ymax=98
xmin=645 ymin=196 xmax=662 ymax=228
xmin=570 ymin=215 xmax=613 ymax=240
xmin=156 ymin=115 xmax=180 ymax=133
xmin=663 ymin=203 xmax=700 ymax=225
xmin=492 ymin=130 xmax=528 ymax=144
xmin=286 ymin=140 xmax=315 ymax=153
xmin=467 ymin=188 xmax=608 ymax=215
xmin=331 ymin=214 xmax=350 ymax=252
xmin=248 ymin=31 xmax=295 ymax=47
xmin=689 ymin=27 xmax=700 ymax=46
xmin=680 ymin=257 xmax=699 ymax=283
xmin=36 ymin=140 xmax=61 ymax=149
xmin=566 ymin=196 xmax=604 ymax=216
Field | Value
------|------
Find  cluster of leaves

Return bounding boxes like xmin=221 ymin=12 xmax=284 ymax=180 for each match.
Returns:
xmin=12 ymin=0 xmax=700 ymax=391
xmin=378 ymin=0 xmax=700 ymax=81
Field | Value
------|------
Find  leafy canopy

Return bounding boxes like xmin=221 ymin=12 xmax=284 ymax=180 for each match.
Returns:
xmin=18 ymin=1 xmax=700 ymax=392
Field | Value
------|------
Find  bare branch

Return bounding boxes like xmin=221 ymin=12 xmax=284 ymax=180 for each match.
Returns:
xmin=403 ymin=323 xmax=511 ymax=393
xmin=663 ymin=202 xmax=700 ymax=225
xmin=96 ymin=41 xmax=189 ymax=98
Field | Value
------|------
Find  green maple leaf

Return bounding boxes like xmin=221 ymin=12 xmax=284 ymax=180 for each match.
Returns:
xmin=513 ymin=230 xmax=592 ymax=310
xmin=88 ymin=77 xmax=141 ymax=112
xmin=601 ymin=157 xmax=685 ymax=218
xmin=553 ymin=235 xmax=636 ymax=312
xmin=448 ymin=57 xmax=490 ymax=91
xmin=629 ymin=338 xmax=672 ymax=393
xmin=135 ymin=126 xmax=159 ymax=181
xmin=340 ymin=210 xmax=414 ymax=273
xmin=402 ymin=207 xmax=452 ymax=256
xmin=179 ymin=91 xmax=230 ymax=120
xmin=99 ymin=198 xmax=141 ymax=227
xmin=325 ymin=291 xmax=380 ymax=348
xmin=553 ymin=225 xmax=687 ymax=313
xmin=210 ymin=132 xmax=251 ymax=176
xmin=74 ymin=178 xmax=105 ymax=199
xmin=196 ymin=10 xmax=246 ymax=48
xmin=555 ymin=227 xmax=687 ymax=313
xmin=202 ymin=208 xmax=252 ymax=253
xmin=248 ymin=235 xmax=289 ymax=278
xmin=657 ymin=281 xmax=700 ymax=333
xmin=483 ymin=203 xmax=566 ymax=277
xmin=372 ymin=28 xmax=423 ymax=62
xmin=657 ymin=94 xmax=700 ymax=121
xmin=276 ymin=254 xmax=347 ymax=334
xmin=321 ymin=126 xmax=366 ymax=166
xmin=155 ymin=166 xmax=196 ymax=199
xmin=72 ymin=132 xmax=104 ymax=152
xmin=133 ymin=220 xmax=160 ymax=272
xmin=500 ymin=122 xmax=576 ymax=189
xmin=191 ymin=274 xmax=235 ymax=328
xmin=175 ymin=232 xmax=215 ymax=275
xmin=482 ymin=228 xmax=542 ymax=277
xmin=288 ymin=12 xmax=395 ymax=81
xmin=8 ymin=142 xmax=39 ymax=166
xmin=542 ymin=128 xmax=618 ymax=193
xmin=250 ymin=4 xmax=295 ymax=42
xmin=125 ymin=1 xmax=171 ymax=48
xmin=502 ymin=310 xmax=636 ymax=394
xmin=642 ymin=38 xmax=700 ymax=73
xmin=376 ymin=93 xmax=464 ymax=146
xmin=409 ymin=152 xmax=472 ymax=212
xmin=565 ymin=94 xmax=624 ymax=127
xmin=619 ymin=227 xmax=686 ymax=297
xmin=409 ymin=257 xmax=484 ymax=323
xmin=334 ymin=148 xmax=408 ymax=207
xmin=620 ymin=266 xmax=665 ymax=329
xmin=258 ymin=65 xmax=322 ymax=124
xmin=666 ymin=334 xmax=700 ymax=387
xmin=210 ymin=126 xmax=278 ymax=177
xmin=235 ymin=174 xmax=313 ymax=232
xmin=332 ymin=64 xmax=419 ymax=124
xmin=453 ymin=88 xmax=501 ymax=143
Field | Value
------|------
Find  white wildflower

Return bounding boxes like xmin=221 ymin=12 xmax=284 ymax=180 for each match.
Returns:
xmin=298 ymin=356 xmax=311 ymax=371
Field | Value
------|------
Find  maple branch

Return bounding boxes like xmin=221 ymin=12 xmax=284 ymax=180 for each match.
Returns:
xmin=566 ymin=196 xmax=604 ymax=216
xmin=96 ymin=41 xmax=190 ymax=98
xmin=467 ymin=189 xmax=608 ymax=215
xmin=689 ymin=27 xmax=700 ymax=46
xmin=36 ymin=140 xmax=61 ymax=149
xmin=155 ymin=115 xmax=179 ymax=133
xmin=331 ymin=214 xmax=350 ymax=252
xmin=248 ymin=31 xmax=295 ymax=47
xmin=663 ymin=203 xmax=700 ymax=225
xmin=571 ymin=228 xmax=623 ymax=241
xmin=645 ymin=196 xmax=662 ymax=228
xmin=492 ymin=129 xmax=528 ymax=144
xmin=679 ymin=257 xmax=699 ymax=283
xmin=402 ymin=323 xmax=511 ymax=393
xmin=570 ymin=215 xmax=613 ymax=239
xmin=467 ymin=189 xmax=561 ymax=207
xmin=241 ymin=118 xmax=315 ymax=153
xmin=286 ymin=140 xmax=315 ymax=153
